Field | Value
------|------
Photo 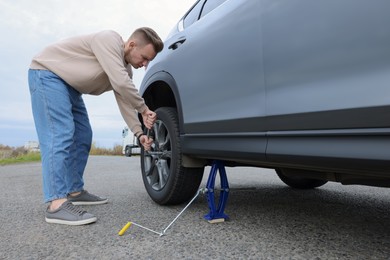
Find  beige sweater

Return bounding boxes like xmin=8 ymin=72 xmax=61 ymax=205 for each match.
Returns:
xmin=30 ymin=30 xmax=147 ymax=137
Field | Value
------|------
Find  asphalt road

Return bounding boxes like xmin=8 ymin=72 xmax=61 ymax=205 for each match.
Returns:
xmin=0 ymin=156 xmax=389 ymax=259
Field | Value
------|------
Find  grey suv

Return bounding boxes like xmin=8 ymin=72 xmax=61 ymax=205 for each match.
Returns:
xmin=139 ymin=0 xmax=390 ymax=205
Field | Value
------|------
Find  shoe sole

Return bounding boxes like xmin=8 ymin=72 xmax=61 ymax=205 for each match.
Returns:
xmin=70 ymin=199 xmax=108 ymax=206
xmin=45 ymin=216 xmax=97 ymax=226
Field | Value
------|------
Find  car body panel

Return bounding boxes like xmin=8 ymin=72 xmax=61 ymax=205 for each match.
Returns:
xmin=140 ymin=0 xmax=390 ymax=185
xmin=162 ymin=0 xmax=265 ymax=133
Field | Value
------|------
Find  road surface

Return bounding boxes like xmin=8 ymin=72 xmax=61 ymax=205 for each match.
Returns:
xmin=0 ymin=156 xmax=389 ymax=259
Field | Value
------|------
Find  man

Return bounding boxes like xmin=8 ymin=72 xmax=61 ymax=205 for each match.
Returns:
xmin=28 ymin=27 xmax=164 ymax=225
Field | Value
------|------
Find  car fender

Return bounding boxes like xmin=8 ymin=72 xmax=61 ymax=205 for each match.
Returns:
xmin=140 ymin=70 xmax=185 ymax=134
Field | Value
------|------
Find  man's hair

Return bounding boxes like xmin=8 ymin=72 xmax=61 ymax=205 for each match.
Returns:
xmin=130 ymin=27 xmax=164 ymax=53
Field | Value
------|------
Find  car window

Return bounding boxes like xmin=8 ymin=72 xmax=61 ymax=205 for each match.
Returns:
xmin=183 ymin=0 xmax=205 ymax=29
xmin=199 ymin=0 xmax=227 ymax=19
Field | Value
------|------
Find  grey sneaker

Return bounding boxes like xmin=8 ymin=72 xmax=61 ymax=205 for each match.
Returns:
xmin=45 ymin=201 xmax=97 ymax=225
xmin=67 ymin=190 xmax=108 ymax=206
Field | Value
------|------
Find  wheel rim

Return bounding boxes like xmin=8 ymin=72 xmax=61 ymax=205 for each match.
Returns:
xmin=143 ymin=120 xmax=172 ymax=191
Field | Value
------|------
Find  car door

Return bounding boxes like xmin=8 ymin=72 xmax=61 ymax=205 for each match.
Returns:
xmin=163 ymin=0 xmax=267 ymax=160
xmin=262 ymin=0 xmax=390 ymax=173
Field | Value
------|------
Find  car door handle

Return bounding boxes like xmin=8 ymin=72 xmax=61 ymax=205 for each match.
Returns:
xmin=168 ymin=38 xmax=186 ymax=50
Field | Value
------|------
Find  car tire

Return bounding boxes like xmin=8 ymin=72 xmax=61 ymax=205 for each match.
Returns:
xmin=141 ymin=107 xmax=204 ymax=205
xmin=276 ymin=168 xmax=328 ymax=189
xmin=125 ymin=146 xmax=132 ymax=157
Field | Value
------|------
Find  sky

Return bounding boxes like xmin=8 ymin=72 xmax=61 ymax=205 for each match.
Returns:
xmin=0 ymin=0 xmax=195 ymax=148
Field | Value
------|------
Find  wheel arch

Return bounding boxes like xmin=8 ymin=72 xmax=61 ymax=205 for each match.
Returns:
xmin=139 ymin=71 xmax=206 ymax=168
xmin=139 ymin=72 xmax=184 ymax=133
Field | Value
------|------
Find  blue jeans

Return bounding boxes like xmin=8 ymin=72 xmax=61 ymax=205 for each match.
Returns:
xmin=28 ymin=69 xmax=92 ymax=203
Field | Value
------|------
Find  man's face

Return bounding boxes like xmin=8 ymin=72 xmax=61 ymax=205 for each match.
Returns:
xmin=125 ymin=41 xmax=156 ymax=69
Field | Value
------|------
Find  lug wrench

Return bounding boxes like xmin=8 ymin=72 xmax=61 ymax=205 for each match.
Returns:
xmin=118 ymin=188 xmax=205 ymax=237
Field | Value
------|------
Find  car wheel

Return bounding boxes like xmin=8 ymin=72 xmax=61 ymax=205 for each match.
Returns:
xmin=125 ymin=146 xmax=131 ymax=157
xmin=141 ymin=107 xmax=204 ymax=205
xmin=276 ymin=168 xmax=328 ymax=189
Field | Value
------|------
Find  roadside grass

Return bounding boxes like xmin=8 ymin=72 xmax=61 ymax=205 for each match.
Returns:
xmin=0 ymin=151 xmax=41 ymax=165
xmin=0 ymin=142 xmax=123 ymax=165
xmin=90 ymin=142 xmax=123 ymax=156
xmin=0 ymin=145 xmax=38 ymax=165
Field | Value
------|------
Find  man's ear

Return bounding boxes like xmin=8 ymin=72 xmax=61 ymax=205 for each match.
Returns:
xmin=128 ymin=41 xmax=136 ymax=49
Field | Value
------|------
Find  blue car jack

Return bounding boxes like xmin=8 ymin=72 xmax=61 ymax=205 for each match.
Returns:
xmin=204 ymin=160 xmax=230 ymax=223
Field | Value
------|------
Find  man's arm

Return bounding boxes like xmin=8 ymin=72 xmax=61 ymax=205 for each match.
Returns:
xmin=91 ymin=30 xmax=147 ymax=112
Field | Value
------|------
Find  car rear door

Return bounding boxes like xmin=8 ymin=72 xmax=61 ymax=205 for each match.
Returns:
xmin=262 ymin=0 xmax=390 ymax=173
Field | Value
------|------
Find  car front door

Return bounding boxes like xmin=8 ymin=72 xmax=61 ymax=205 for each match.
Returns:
xmin=163 ymin=0 xmax=267 ymax=161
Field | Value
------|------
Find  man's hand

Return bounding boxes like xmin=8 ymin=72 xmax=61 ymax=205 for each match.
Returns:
xmin=142 ymin=109 xmax=156 ymax=129
xmin=139 ymin=135 xmax=153 ymax=151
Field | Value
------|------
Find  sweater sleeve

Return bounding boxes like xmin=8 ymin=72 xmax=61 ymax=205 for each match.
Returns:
xmin=90 ymin=30 xmax=148 ymax=113
xmin=90 ymin=30 xmax=148 ymax=134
